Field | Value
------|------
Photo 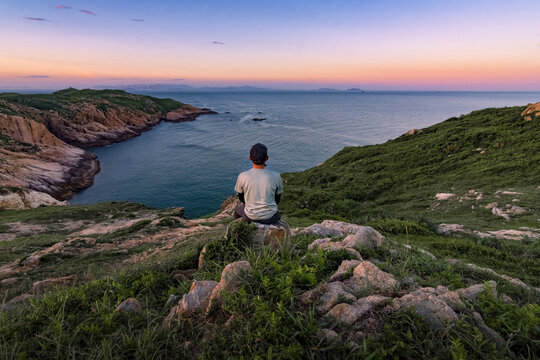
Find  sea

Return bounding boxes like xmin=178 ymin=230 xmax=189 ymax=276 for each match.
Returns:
xmin=70 ymin=91 xmax=540 ymax=217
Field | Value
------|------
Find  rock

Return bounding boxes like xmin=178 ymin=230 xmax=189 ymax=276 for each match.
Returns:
xmin=198 ymin=245 xmax=207 ymax=268
xmin=21 ymin=254 xmax=41 ymax=267
xmin=32 ymin=274 xmax=77 ymax=291
xmin=315 ymin=282 xmax=357 ymax=313
xmin=509 ymin=205 xmax=525 ymax=215
xmin=317 ymin=328 xmax=340 ymax=342
xmin=391 ymin=288 xmax=459 ymax=328
xmin=207 ymin=261 xmax=252 ymax=311
xmin=1 ymin=293 xmax=32 ymax=311
xmin=485 ymin=202 xmax=498 ymax=210
xmin=301 ymin=220 xmax=364 ymax=237
xmin=171 ymin=269 xmax=196 ymax=282
xmin=0 ymin=277 xmax=19 ymax=285
xmin=435 ymin=193 xmax=455 ymax=200
xmin=472 ymin=312 xmax=506 ymax=349
xmin=341 ymin=227 xmax=385 ymax=248
xmin=403 ymin=245 xmax=436 ymax=259
xmin=326 ymin=295 xmax=388 ymax=326
xmin=456 ymin=281 xmax=497 ymax=300
xmin=329 ymin=260 xmax=362 ymax=282
xmin=165 ymin=294 xmax=178 ymax=307
xmin=521 ymin=101 xmax=540 ymax=120
xmin=405 ymin=129 xmax=422 ymax=136
xmin=307 ymin=237 xmax=332 ymax=251
xmin=115 ymin=298 xmax=143 ymax=313
xmin=169 ymin=280 xmax=218 ymax=320
xmin=326 ymin=303 xmax=368 ymax=326
xmin=0 ymin=189 xmax=68 ymax=209
xmin=491 ymin=207 xmax=510 ymax=220
xmin=344 ymin=261 xmax=397 ymax=296
xmin=247 ymin=220 xmax=291 ymax=251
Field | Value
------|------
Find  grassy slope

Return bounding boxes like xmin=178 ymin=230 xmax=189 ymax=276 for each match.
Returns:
xmin=0 ymin=88 xmax=184 ymax=117
xmin=281 ymin=106 xmax=540 ymax=230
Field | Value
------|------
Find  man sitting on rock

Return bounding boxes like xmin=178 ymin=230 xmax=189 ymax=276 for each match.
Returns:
xmin=234 ymin=143 xmax=283 ymax=225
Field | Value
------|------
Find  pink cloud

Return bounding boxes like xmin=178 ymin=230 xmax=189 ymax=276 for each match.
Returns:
xmin=80 ymin=9 xmax=97 ymax=16
xmin=55 ymin=5 xmax=71 ymax=9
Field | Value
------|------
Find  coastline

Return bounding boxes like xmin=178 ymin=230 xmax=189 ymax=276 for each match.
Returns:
xmin=0 ymin=89 xmax=216 ymax=209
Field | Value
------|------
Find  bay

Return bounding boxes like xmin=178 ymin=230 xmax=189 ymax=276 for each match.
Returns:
xmin=70 ymin=91 xmax=540 ymax=217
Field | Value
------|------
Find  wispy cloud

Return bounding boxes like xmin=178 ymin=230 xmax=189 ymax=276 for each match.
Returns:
xmin=212 ymin=41 xmax=225 ymax=45
xmin=17 ymin=75 xmax=51 ymax=78
xmin=168 ymin=78 xmax=185 ymax=81
xmin=130 ymin=19 xmax=144 ymax=22
xmin=55 ymin=5 xmax=71 ymax=9
xmin=80 ymin=9 xmax=97 ymax=16
xmin=24 ymin=17 xmax=50 ymax=22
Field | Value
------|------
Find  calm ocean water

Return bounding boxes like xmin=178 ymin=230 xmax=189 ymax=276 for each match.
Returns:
xmin=70 ymin=91 xmax=540 ymax=217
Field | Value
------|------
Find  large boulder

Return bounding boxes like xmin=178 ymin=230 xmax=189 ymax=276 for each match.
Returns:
xmin=329 ymin=260 xmax=362 ymax=282
xmin=343 ymin=261 xmax=397 ymax=296
xmin=207 ymin=261 xmax=252 ymax=311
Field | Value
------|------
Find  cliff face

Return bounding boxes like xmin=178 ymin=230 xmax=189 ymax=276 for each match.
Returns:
xmin=0 ymin=89 xmax=215 ymax=208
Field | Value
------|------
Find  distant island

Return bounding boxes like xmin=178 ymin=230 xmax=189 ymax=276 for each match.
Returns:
xmin=0 ymin=88 xmax=215 ymax=208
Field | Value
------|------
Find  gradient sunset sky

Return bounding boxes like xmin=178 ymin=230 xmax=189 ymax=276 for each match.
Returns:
xmin=1 ymin=0 xmax=539 ymax=90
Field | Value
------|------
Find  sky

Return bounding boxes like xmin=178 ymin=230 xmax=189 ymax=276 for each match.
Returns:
xmin=1 ymin=0 xmax=539 ymax=90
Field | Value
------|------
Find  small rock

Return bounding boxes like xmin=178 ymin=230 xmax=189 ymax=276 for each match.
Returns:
xmin=171 ymin=280 xmax=218 ymax=320
xmin=21 ymin=255 xmax=41 ymax=268
xmin=391 ymin=288 xmax=458 ymax=328
xmin=247 ymin=220 xmax=291 ymax=251
xmin=9 ymin=293 xmax=32 ymax=304
xmin=476 ymin=194 xmax=483 ymax=201
xmin=115 ymin=298 xmax=142 ymax=313
xmin=171 ymin=269 xmax=196 ymax=282
xmin=316 ymin=282 xmax=357 ymax=313
xmin=456 ymin=281 xmax=497 ymax=300
xmin=307 ymin=237 xmax=332 ymax=251
xmin=341 ymin=227 xmax=385 ymax=248
xmin=326 ymin=303 xmax=368 ymax=326
xmin=329 ymin=260 xmax=362 ymax=282
xmin=32 ymin=274 xmax=77 ymax=291
xmin=301 ymin=220 xmax=364 ymax=237
xmin=491 ymin=207 xmax=510 ymax=221
xmin=501 ymin=294 xmax=514 ymax=304
xmin=344 ymin=261 xmax=397 ymax=296
xmin=207 ymin=261 xmax=252 ymax=311
xmin=435 ymin=193 xmax=455 ymax=201
xmin=1 ymin=277 xmax=19 ymax=285
xmin=165 ymin=294 xmax=178 ymax=307
xmin=317 ymin=328 xmax=340 ymax=342
xmin=484 ymin=202 xmax=498 ymax=210
xmin=198 ymin=245 xmax=207 ymax=268
xmin=509 ymin=205 xmax=525 ymax=215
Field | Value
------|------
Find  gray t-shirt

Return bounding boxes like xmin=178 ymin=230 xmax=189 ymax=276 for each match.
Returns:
xmin=234 ymin=168 xmax=283 ymax=220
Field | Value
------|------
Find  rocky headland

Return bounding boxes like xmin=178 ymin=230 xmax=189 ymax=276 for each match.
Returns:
xmin=0 ymin=88 xmax=216 ymax=208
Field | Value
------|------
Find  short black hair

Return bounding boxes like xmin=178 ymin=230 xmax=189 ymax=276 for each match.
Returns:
xmin=250 ymin=143 xmax=268 ymax=165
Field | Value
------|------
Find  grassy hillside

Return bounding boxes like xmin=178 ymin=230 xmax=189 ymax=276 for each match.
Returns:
xmin=0 ymin=88 xmax=183 ymax=116
xmin=281 ymin=106 xmax=540 ymax=230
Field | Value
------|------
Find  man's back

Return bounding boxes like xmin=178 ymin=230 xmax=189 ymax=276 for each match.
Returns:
xmin=234 ymin=168 xmax=282 ymax=220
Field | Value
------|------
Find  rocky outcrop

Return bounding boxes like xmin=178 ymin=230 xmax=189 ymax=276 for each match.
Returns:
xmin=246 ymin=220 xmax=291 ymax=251
xmin=521 ymin=101 xmax=540 ymax=120
xmin=0 ymin=89 xmax=215 ymax=208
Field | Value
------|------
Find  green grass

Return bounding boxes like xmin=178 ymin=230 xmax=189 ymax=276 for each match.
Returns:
xmin=281 ymin=106 xmax=540 ymax=231
xmin=0 ymin=88 xmax=184 ymax=115
xmin=1 ymin=220 xmax=538 ymax=359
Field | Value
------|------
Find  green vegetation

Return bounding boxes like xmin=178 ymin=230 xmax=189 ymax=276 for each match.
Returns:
xmin=0 ymin=88 xmax=184 ymax=116
xmin=281 ymin=106 xmax=539 ymax=230
xmin=1 ymin=214 xmax=538 ymax=359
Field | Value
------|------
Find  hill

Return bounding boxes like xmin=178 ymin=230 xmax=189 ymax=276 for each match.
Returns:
xmin=281 ymin=105 xmax=540 ymax=232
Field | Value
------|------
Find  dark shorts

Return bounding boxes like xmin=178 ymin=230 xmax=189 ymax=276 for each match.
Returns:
xmin=234 ymin=204 xmax=281 ymax=225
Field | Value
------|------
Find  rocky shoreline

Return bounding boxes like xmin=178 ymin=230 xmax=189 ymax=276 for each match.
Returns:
xmin=0 ymin=89 xmax=216 ymax=209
